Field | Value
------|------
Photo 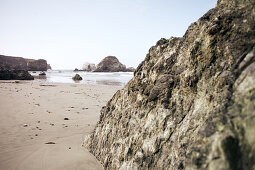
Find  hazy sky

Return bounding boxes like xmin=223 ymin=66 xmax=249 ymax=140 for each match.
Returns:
xmin=0 ymin=0 xmax=217 ymax=69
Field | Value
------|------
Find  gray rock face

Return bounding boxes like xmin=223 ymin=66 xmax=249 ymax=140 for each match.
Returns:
xmin=84 ymin=0 xmax=255 ymax=169
xmin=94 ymin=56 xmax=127 ymax=72
xmin=0 ymin=55 xmax=48 ymax=71
xmin=26 ymin=59 xmax=47 ymax=71
xmin=72 ymin=74 xmax=82 ymax=81
xmin=0 ymin=55 xmax=27 ymax=70
xmin=47 ymin=64 xmax=52 ymax=70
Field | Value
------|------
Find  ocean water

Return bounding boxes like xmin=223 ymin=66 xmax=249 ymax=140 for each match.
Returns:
xmin=30 ymin=70 xmax=134 ymax=86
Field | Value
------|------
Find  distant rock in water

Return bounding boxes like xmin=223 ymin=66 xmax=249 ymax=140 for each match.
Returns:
xmin=94 ymin=56 xmax=127 ymax=72
xmin=0 ymin=70 xmax=34 ymax=80
xmin=82 ymin=62 xmax=96 ymax=72
xmin=0 ymin=55 xmax=48 ymax=71
xmin=74 ymin=68 xmax=82 ymax=72
xmin=84 ymin=0 xmax=255 ymax=169
xmin=47 ymin=64 xmax=52 ymax=70
xmin=72 ymin=74 xmax=82 ymax=81
xmin=126 ymin=67 xmax=136 ymax=72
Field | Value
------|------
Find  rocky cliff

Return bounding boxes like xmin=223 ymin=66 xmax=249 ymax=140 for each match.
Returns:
xmin=26 ymin=59 xmax=48 ymax=71
xmin=0 ymin=55 xmax=48 ymax=71
xmin=47 ymin=64 xmax=52 ymax=70
xmin=84 ymin=0 xmax=255 ymax=169
xmin=0 ymin=55 xmax=27 ymax=70
xmin=94 ymin=56 xmax=127 ymax=72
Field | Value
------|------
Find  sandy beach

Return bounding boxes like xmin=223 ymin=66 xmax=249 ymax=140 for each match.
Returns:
xmin=0 ymin=81 xmax=121 ymax=170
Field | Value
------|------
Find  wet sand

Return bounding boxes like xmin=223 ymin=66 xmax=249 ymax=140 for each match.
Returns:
xmin=0 ymin=81 xmax=121 ymax=170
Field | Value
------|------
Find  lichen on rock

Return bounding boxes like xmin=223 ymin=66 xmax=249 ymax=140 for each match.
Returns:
xmin=84 ymin=0 xmax=255 ymax=169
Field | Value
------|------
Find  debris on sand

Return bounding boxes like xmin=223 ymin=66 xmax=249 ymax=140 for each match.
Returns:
xmin=45 ymin=142 xmax=56 ymax=144
xmin=39 ymin=84 xmax=56 ymax=87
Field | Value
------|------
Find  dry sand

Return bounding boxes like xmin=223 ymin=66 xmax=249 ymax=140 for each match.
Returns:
xmin=0 ymin=81 xmax=121 ymax=170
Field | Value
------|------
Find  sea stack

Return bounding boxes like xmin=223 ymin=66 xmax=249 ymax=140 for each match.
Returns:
xmin=94 ymin=56 xmax=127 ymax=72
xmin=84 ymin=0 xmax=255 ymax=169
xmin=82 ymin=62 xmax=96 ymax=72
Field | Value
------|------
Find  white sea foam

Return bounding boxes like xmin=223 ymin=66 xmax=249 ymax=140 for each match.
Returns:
xmin=30 ymin=70 xmax=133 ymax=86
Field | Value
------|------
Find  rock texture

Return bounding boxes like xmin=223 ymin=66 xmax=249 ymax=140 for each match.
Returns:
xmin=84 ymin=0 xmax=255 ymax=169
xmin=47 ymin=64 xmax=52 ymax=70
xmin=94 ymin=56 xmax=127 ymax=72
xmin=0 ymin=55 xmax=48 ymax=71
xmin=82 ymin=62 xmax=96 ymax=72
xmin=72 ymin=74 xmax=82 ymax=81
xmin=26 ymin=59 xmax=47 ymax=71
xmin=0 ymin=55 xmax=27 ymax=70
xmin=0 ymin=70 xmax=34 ymax=80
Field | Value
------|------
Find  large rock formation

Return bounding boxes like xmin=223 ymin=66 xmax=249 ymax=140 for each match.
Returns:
xmin=26 ymin=59 xmax=48 ymax=71
xmin=84 ymin=0 xmax=255 ymax=169
xmin=82 ymin=62 xmax=96 ymax=72
xmin=0 ymin=70 xmax=34 ymax=80
xmin=0 ymin=55 xmax=27 ymax=70
xmin=94 ymin=56 xmax=127 ymax=72
xmin=0 ymin=55 xmax=48 ymax=71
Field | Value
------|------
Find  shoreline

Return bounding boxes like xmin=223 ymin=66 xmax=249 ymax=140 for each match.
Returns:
xmin=0 ymin=80 xmax=121 ymax=170
xmin=29 ymin=70 xmax=133 ymax=87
